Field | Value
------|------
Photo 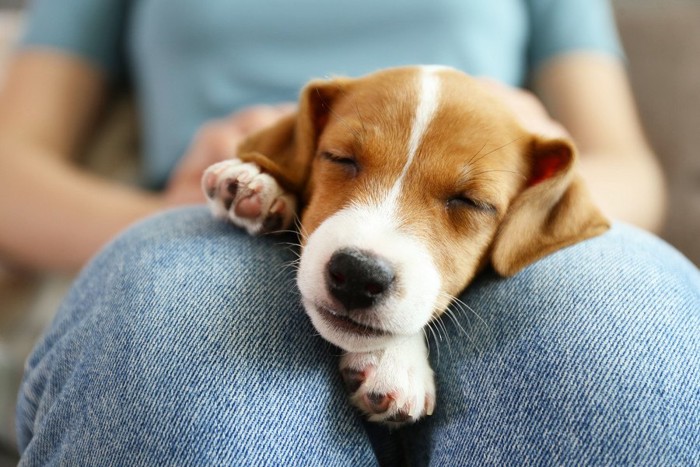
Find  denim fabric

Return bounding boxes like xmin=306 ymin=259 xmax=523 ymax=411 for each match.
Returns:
xmin=16 ymin=207 xmax=700 ymax=466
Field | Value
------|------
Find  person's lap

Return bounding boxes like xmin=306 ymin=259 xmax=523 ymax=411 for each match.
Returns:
xmin=409 ymin=221 xmax=699 ymax=465
xmin=16 ymin=207 xmax=699 ymax=465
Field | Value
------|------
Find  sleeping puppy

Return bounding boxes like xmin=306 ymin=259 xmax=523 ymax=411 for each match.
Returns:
xmin=201 ymin=66 xmax=609 ymax=424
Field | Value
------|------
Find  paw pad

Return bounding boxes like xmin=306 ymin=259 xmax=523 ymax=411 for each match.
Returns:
xmin=202 ymin=159 xmax=297 ymax=235
xmin=340 ymin=346 xmax=436 ymax=426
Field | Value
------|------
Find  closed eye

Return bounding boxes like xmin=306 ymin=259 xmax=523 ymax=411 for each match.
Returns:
xmin=447 ymin=195 xmax=497 ymax=214
xmin=319 ymin=151 xmax=360 ymax=176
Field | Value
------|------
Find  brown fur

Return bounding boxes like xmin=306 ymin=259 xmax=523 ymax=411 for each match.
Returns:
xmin=235 ymin=67 xmax=609 ymax=310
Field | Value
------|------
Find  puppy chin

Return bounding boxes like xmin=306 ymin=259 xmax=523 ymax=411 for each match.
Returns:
xmin=297 ymin=205 xmax=443 ymax=351
xmin=302 ymin=298 xmax=400 ymax=352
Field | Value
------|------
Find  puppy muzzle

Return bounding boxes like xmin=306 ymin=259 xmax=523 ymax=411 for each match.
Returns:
xmin=325 ymin=248 xmax=396 ymax=311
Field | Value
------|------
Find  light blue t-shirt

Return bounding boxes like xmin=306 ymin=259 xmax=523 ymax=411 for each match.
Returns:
xmin=22 ymin=0 xmax=621 ymax=187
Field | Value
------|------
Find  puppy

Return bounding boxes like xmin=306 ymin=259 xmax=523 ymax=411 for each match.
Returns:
xmin=201 ymin=66 xmax=609 ymax=424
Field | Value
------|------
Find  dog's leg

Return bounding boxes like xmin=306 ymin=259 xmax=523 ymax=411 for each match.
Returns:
xmin=202 ymin=159 xmax=297 ymax=235
xmin=340 ymin=334 xmax=436 ymax=425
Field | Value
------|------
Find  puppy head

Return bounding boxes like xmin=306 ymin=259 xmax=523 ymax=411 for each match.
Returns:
xmin=239 ymin=66 xmax=609 ymax=352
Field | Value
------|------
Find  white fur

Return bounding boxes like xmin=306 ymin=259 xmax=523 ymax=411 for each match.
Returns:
xmin=202 ymin=159 xmax=296 ymax=235
xmin=297 ymin=68 xmax=444 ymax=353
xmin=297 ymin=203 xmax=442 ymax=352
xmin=385 ymin=67 xmax=442 ymax=210
xmin=204 ymin=68 xmax=447 ymax=424
xmin=340 ymin=333 xmax=435 ymax=423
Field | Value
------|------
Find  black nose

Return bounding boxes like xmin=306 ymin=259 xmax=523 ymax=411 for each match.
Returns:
xmin=326 ymin=248 xmax=396 ymax=311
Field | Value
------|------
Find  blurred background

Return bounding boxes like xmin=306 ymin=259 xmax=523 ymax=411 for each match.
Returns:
xmin=614 ymin=0 xmax=700 ymax=266
xmin=0 ymin=0 xmax=698 ymax=464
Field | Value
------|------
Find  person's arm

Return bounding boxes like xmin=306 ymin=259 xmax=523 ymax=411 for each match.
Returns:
xmin=518 ymin=0 xmax=665 ymax=231
xmin=531 ymin=52 xmax=666 ymax=232
xmin=0 ymin=51 xmax=165 ymax=272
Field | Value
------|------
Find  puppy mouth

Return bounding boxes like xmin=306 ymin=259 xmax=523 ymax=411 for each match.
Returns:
xmin=316 ymin=305 xmax=389 ymax=337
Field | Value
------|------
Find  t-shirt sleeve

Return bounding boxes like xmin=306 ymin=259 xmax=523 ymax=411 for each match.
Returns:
xmin=526 ymin=0 xmax=623 ymax=72
xmin=20 ymin=0 xmax=130 ymax=78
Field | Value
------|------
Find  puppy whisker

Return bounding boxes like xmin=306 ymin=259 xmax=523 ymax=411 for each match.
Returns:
xmin=466 ymin=140 xmax=489 ymax=165
xmin=462 ymin=136 xmax=527 ymax=180
xmin=280 ymin=262 xmax=300 ymax=273
xmin=441 ymin=304 xmax=471 ymax=338
xmin=294 ymin=216 xmax=310 ymax=243
xmin=436 ymin=291 xmax=487 ymax=355
xmin=474 ymin=135 xmax=525 ymax=164
xmin=435 ymin=315 xmax=454 ymax=357
xmin=425 ymin=321 xmax=441 ymax=365
xmin=446 ymin=293 xmax=489 ymax=332
xmin=422 ymin=328 xmax=431 ymax=359
xmin=278 ymin=241 xmax=304 ymax=253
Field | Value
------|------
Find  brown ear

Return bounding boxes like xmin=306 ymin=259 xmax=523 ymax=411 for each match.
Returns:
xmin=491 ymin=137 xmax=610 ymax=276
xmin=235 ymin=78 xmax=348 ymax=198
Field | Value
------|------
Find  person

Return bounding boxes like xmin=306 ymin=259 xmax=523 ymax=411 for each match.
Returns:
xmin=3 ymin=0 xmax=698 ymax=464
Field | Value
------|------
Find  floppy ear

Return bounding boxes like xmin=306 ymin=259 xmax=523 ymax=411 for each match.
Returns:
xmin=235 ymin=78 xmax=348 ymax=200
xmin=490 ymin=137 xmax=610 ymax=276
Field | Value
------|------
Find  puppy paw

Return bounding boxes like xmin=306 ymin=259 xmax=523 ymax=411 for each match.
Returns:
xmin=340 ymin=335 xmax=435 ymax=425
xmin=202 ymin=159 xmax=297 ymax=235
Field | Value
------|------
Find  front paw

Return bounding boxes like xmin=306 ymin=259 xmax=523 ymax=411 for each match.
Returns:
xmin=340 ymin=335 xmax=435 ymax=425
xmin=202 ymin=159 xmax=297 ymax=235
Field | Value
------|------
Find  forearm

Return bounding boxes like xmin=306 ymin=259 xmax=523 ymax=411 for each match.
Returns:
xmin=577 ymin=149 xmax=667 ymax=233
xmin=0 ymin=144 xmax=165 ymax=272
xmin=530 ymin=54 xmax=668 ymax=233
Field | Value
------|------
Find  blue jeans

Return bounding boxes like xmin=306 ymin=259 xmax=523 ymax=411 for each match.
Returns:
xmin=16 ymin=207 xmax=700 ymax=465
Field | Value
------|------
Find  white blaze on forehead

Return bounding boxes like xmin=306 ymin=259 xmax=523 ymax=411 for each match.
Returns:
xmin=296 ymin=66 xmax=447 ymax=350
xmin=386 ymin=67 xmax=442 ymax=204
